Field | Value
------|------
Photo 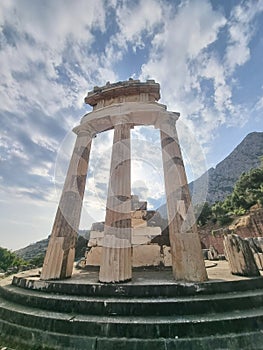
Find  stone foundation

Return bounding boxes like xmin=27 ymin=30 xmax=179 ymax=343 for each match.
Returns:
xmin=86 ymin=244 xmax=173 ymax=268
xmin=1 ymin=268 xmax=263 ymax=349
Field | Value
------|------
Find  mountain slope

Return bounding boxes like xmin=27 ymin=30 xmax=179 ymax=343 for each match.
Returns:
xmin=15 ymin=237 xmax=49 ymax=261
xmin=191 ymin=132 xmax=263 ymax=204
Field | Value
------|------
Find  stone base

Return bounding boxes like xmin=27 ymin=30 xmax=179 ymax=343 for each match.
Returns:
xmin=86 ymin=226 xmax=166 ymax=269
xmin=86 ymin=244 xmax=170 ymax=268
xmin=1 ymin=269 xmax=263 ymax=349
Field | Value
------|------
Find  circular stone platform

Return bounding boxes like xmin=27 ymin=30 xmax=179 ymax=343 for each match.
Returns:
xmin=0 ymin=262 xmax=263 ymax=350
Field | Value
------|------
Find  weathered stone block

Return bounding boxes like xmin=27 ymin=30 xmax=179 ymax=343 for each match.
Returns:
xmin=163 ymin=245 xmax=172 ymax=266
xmin=254 ymin=253 xmax=263 ymax=270
xmin=131 ymin=210 xmax=147 ymax=228
xmin=251 ymin=237 xmax=263 ymax=252
xmin=88 ymin=231 xmax=104 ymax=247
xmin=85 ymin=247 xmax=102 ymax=266
xmin=224 ymin=234 xmax=260 ymax=277
xmin=132 ymin=244 xmax=161 ymax=267
xmin=132 ymin=226 xmax=161 ymax=237
xmin=132 ymin=236 xmax=152 ymax=245
xmin=207 ymin=245 xmax=219 ymax=260
xmin=131 ymin=218 xmax=147 ymax=227
xmin=89 ymin=231 xmax=104 ymax=240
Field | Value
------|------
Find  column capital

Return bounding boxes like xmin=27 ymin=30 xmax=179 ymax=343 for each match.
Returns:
xmin=155 ymin=111 xmax=180 ymax=133
xmin=73 ymin=123 xmax=97 ymax=138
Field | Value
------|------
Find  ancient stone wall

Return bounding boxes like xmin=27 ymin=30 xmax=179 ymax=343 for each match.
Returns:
xmin=199 ymin=208 xmax=263 ymax=255
xmin=199 ymin=229 xmax=225 ymax=254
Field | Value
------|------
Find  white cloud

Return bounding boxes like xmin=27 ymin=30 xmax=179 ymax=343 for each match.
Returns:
xmin=141 ymin=0 xmax=226 ymax=90
xmin=225 ymin=0 xmax=263 ymax=73
xmin=102 ymin=0 xmax=164 ymax=69
xmin=139 ymin=0 xmax=228 ymax=162
xmin=139 ymin=0 xmax=262 ymax=156
xmin=254 ymin=94 xmax=263 ymax=113
xmin=0 ymin=0 xmax=113 ymax=117
xmin=0 ymin=0 xmax=116 ymax=211
xmin=3 ymin=0 xmax=105 ymax=48
xmin=115 ymin=0 xmax=163 ymax=49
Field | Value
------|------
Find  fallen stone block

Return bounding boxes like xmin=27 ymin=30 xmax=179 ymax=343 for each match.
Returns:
xmin=207 ymin=245 xmax=219 ymax=260
xmin=224 ymin=234 xmax=260 ymax=277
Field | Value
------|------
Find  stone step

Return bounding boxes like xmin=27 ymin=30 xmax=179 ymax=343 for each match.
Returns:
xmin=12 ymin=274 xmax=263 ymax=297
xmin=0 ymin=296 xmax=263 ymax=339
xmin=1 ymin=317 xmax=262 ymax=350
xmin=2 ymin=273 xmax=263 ymax=349
xmin=1 ymin=283 xmax=263 ymax=317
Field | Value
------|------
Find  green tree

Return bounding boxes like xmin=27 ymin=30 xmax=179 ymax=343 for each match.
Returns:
xmin=0 ymin=247 xmax=28 ymax=272
xmin=211 ymin=201 xmax=233 ymax=226
xmin=75 ymin=235 xmax=88 ymax=260
xmin=196 ymin=202 xmax=212 ymax=226
xmin=194 ymin=166 xmax=263 ymax=228
xmin=212 ymin=202 xmax=227 ymax=218
xmin=231 ymin=167 xmax=263 ymax=210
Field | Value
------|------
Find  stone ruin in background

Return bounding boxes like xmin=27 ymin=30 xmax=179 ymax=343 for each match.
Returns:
xmin=85 ymin=195 xmax=173 ymax=268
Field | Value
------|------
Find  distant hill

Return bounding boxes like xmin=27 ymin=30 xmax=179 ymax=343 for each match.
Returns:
xmin=190 ymin=132 xmax=263 ymax=204
xmin=15 ymin=233 xmax=89 ymax=262
xmin=15 ymin=237 xmax=49 ymax=261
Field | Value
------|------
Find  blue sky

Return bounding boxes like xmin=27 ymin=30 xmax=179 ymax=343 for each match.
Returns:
xmin=0 ymin=0 xmax=262 ymax=250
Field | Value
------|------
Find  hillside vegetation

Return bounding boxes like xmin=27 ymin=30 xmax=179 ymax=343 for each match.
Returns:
xmin=197 ymin=165 xmax=263 ymax=227
xmin=0 ymin=234 xmax=88 ymax=276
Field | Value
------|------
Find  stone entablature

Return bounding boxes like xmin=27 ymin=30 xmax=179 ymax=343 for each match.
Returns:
xmin=85 ymin=79 xmax=160 ymax=110
xmin=76 ymin=101 xmax=176 ymax=137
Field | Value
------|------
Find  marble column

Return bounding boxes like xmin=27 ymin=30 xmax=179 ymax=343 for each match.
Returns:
xmin=160 ymin=114 xmax=207 ymax=282
xmin=99 ymin=123 xmax=132 ymax=283
xmin=41 ymin=129 xmax=94 ymax=280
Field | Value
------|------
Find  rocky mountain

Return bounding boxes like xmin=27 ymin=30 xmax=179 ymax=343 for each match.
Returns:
xmin=190 ymin=132 xmax=263 ymax=204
